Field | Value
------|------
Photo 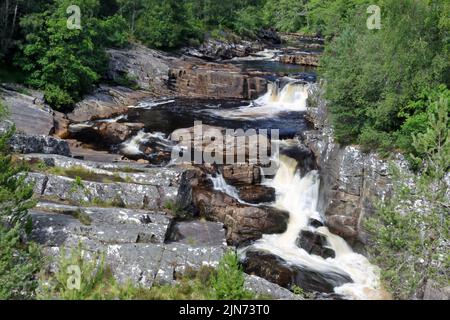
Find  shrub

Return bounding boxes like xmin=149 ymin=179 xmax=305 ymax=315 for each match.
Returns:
xmin=0 ymin=102 xmax=41 ymax=299
xmin=210 ymin=250 xmax=254 ymax=300
xmin=365 ymin=95 xmax=449 ymax=299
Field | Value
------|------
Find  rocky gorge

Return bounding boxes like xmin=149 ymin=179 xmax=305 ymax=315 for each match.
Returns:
xmin=2 ymin=33 xmax=440 ymax=300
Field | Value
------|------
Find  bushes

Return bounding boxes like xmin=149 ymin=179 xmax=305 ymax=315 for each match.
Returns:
xmin=320 ymin=0 xmax=449 ymax=153
xmin=0 ymin=102 xmax=42 ymax=299
xmin=365 ymin=97 xmax=449 ymax=299
xmin=39 ymin=246 xmax=257 ymax=300
xmin=210 ymin=250 xmax=254 ymax=300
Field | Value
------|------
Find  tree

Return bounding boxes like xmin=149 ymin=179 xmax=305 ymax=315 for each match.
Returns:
xmin=320 ymin=0 xmax=449 ymax=151
xmin=17 ymin=0 xmax=128 ymax=108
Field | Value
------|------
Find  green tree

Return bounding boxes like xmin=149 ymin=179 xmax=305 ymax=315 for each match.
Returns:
xmin=320 ymin=0 xmax=449 ymax=151
xmin=17 ymin=0 xmax=128 ymax=108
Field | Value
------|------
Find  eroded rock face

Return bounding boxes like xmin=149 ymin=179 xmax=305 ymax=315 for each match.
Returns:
xmin=9 ymin=134 xmax=71 ymax=156
xmin=242 ymin=249 xmax=352 ymax=293
xmin=26 ymin=172 xmax=177 ymax=210
xmin=304 ymin=84 xmax=409 ymax=250
xmin=169 ymin=61 xmax=267 ymax=100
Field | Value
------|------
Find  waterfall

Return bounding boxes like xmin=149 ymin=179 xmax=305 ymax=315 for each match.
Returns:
xmin=209 ymin=174 xmax=241 ymax=200
xmin=209 ymin=79 xmax=309 ymax=120
xmin=250 ymin=154 xmax=389 ymax=300
xmin=120 ymin=131 xmax=172 ymax=156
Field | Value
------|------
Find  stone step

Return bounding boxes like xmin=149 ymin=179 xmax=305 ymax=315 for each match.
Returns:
xmin=20 ymin=153 xmax=182 ymax=187
xmin=26 ymin=172 xmax=177 ymax=210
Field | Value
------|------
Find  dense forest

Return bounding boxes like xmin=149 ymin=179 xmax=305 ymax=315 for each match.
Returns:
xmin=0 ymin=0 xmax=449 ymax=300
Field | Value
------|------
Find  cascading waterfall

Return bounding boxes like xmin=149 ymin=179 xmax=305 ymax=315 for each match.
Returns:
xmin=248 ymin=154 xmax=389 ymax=300
xmin=209 ymin=79 xmax=309 ymax=120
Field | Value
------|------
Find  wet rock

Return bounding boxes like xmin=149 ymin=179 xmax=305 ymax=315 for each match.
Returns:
xmin=244 ymin=274 xmax=302 ymax=300
xmin=176 ymin=167 xmax=286 ymax=245
xmin=237 ymin=185 xmax=276 ymax=204
xmin=308 ymin=217 xmax=324 ymax=228
xmin=296 ymin=229 xmax=335 ymax=259
xmin=242 ymin=249 xmax=352 ymax=293
xmin=53 ymin=111 xmax=70 ymax=139
xmin=9 ymin=134 xmax=71 ymax=156
xmin=70 ymin=121 xmax=145 ymax=145
xmin=193 ymin=188 xmax=289 ymax=245
xmin=222 ymin=164 xmax=262 ymax=186
xmin=0 ymin=84 xmax=54 ymax=135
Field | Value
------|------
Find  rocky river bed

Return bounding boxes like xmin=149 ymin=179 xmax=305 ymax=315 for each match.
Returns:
xmin=0 ymin=35 xmax=414 ymax=300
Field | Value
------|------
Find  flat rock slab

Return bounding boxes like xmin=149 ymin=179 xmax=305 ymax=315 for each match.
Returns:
xmin=21 ymin=153 xmax=182 ymax=187
xmin=167 ymin=220 xmax=227 ymax=247
xmin=9 ymin=134 xmax=71 ymax=156
xmin=27 ymin=172 xmax=176 ymax=210
xmin=0 ymin=85 xmax=54 ymax=135
xmin=32 ymin=202 xmax=171 ymax=245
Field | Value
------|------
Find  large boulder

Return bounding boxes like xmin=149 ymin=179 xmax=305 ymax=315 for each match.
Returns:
xmin=237 ymin=185 xmax=276 ymax=204
xmin=0 ymin=84 xmax=54 ymax=135
xmin=9 ymin=134 xmax=71 ymax=156
xmin=296 ymin=229 xmax=335 ymax=259
xmin=67 ymin=86 xmax=149 ymax=123
xmin=242 ymin=249 xmax=352 ymax=294
xmin=107 ymin=44 xmax=172 ymax=94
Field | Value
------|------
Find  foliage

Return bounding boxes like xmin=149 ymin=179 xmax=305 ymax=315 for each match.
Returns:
xmin=16 ymin=0 xmax=128 ymax=108
xmin=320 ymin=0 xmax=449 ymax=152
xmin=210 ymin=250 xmax=254 ymax=300
xmin=39 ymin=245 xmax=259 ymax=300
xmin=365 ymin=97 xmax=449 ymax=299
xmin=0 ymin=102 xmax=41 ymax=300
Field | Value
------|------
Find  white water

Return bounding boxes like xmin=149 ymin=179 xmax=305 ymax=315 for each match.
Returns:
xmin=128 ymin=99 xmax=175 ymax=110
xmin=120 ymin=130 xmax=171 ymax=156
xmin=231 ymin=49 xmax=281 ymax=62
xmin=249 ymin=154 xmax=388 ymax=300
xmin=209 ymin=80 xmax=309 ymax=120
